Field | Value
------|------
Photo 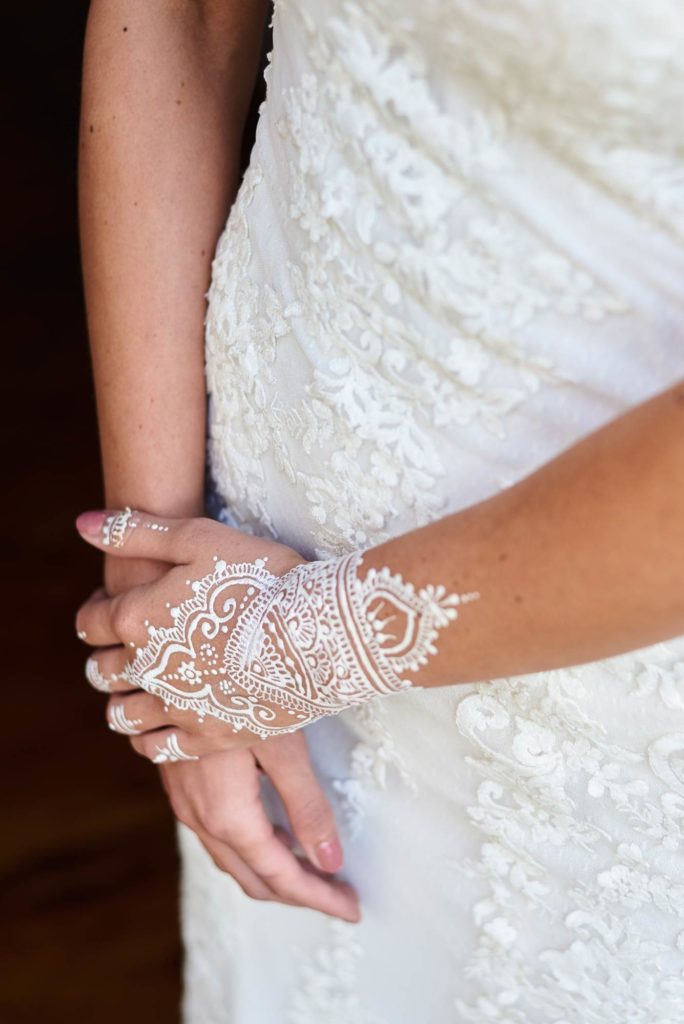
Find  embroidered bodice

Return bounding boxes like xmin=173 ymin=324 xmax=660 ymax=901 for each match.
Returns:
xmin=206 ymin=0 xmax=683 ymax=561
xmin=185 ymin=2 xmax=684 ymax=1021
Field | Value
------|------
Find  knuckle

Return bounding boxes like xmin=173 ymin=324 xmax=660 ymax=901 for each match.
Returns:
xmin=169 ymin=800 xmax=193 ymax=829
xmin=208 ymin=851 xmax=228 ymax=874
xmin=197 ymin=515 xmax=220 ymax=539
xmin=205 ymin=858 xmax=261 ymax=901
xmin=74 ymin=613 xmax=92 ymax=645
xmin=202 ymin=811 xmax=234 ymax=844
xmin=182 ymin=517 xmax=219 ymax=553
xmin=176 ymin=519 xmax=205 ymax=552
xmin=174 ymin=520 xmax=193 ymax=549
xmin=291 ymin=796 xmax=332 ymax=838
xmin=133 ymin=736 xmax=153 ymax=760
xmin=272 ymin=881 xmax=299 ymax=903
xmin=241 ymin=885 xmax=267 ymax=902
xmin=85 ymin=654 xmax=111 ymax=693
xmin=111 ymin=594 xmax=138 ymax=639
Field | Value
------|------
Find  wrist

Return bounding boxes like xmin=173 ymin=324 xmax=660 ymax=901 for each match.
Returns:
xmin=269 ymin=547 xmax=475 ymax=710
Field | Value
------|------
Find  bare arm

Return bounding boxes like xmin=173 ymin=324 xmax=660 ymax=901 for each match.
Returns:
xmin=78 ymin=0 xmax=359 ymax=921
xmin=364 ymin=380 xmax=684 ymax=687
xmin=79 ymin=0 xmax=266 ymax=560
xmin=75 ymin=379 xmax=684 ymax=756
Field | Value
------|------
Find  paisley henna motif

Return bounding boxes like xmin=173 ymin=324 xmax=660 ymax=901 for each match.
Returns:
xmin=124 ymin=553 xmax=478 ymax=739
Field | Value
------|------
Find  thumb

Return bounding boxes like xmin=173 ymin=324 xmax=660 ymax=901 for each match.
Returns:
xmin=256 ymin=734 xmax=344 ymax=874
xmin=75 ymin=507 xmax=184 ymax=563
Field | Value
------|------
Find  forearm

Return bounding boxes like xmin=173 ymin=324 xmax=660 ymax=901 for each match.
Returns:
xmin=364 ymin=381 xmax=684 ymax=687
xmin=79 ymin=0 xmax=266 ymax=519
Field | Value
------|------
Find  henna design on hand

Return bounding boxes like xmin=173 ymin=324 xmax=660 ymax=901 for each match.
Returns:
xmin=86 ymin=655 xmax=115 ymax=694
xmin=152 ymin=733 xmax=198 ymax=764
xmin=123 ymin=552 xmax=479 ymax=740
xmin=108 ymin=703 xmax=144 ymax=735
xmin=102 ymin=507 xmax=169 ymax=548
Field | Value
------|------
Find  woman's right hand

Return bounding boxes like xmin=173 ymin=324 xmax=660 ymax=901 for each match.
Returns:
xmin=95 ymin=556 xmax=360 ymax=923
xmin=158 ymin=732 xmax=361 ymax=922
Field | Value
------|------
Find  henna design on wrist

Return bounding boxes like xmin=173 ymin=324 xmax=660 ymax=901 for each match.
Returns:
xmin=123 ymin=552 xmax=479 ymax=740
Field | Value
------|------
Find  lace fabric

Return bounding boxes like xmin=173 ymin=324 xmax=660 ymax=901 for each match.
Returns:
xmin=182 ymin=0 xmax=684 ymax=1019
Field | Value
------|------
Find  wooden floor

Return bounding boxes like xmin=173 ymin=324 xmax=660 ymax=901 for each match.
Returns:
xmin=2 ymin=6 xmax=182 ymax=1021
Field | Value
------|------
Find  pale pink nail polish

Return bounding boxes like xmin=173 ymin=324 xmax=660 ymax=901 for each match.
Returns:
xmin=75 ymin=510 xmax=107 ymax=539
xmin=315 ymin=837 xmax=343 ymax=873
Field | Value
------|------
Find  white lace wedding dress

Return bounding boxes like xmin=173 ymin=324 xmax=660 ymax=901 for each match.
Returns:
xmin=181 ymin=1 xmax=684 ymax=1019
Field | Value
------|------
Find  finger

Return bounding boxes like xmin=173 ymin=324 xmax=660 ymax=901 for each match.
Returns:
xmin=75 ymin=507 xmax=219 ymax=564
xmin=129 ymin=727 xmax=208 ymax=762
xmin=157 ymin=753 xmax=360 ymax=920
xmin=153 ymin=765 xmax=283 ymax=902
xmin=222 ymin=806 xmax=360 ymax=922
xmin=85 ymin=647 xmax=138 ymax=694
xmin=107 ymin=692 xmax=171 ymax=737
xmin=273 ymin=825 xmax=295 ymax=850
xmin=193 ymin=824 xmax=290 ymax=905
xmin=76 ymin=584 xmax=150 ymax=648
xmin=269 ymin=826 xmax=360 ymax=909
xmin=75 ymin=587 xmax=120 ymax=647
xmin=256 ymin=733 xmax=345 ymax=873
xmin=129 ymin=722 xmax=254 ymax=761
xmin=206 ymin=828 xmax=359 ymax=920
xmin=75 ymin=587 xmax=107 ymax=643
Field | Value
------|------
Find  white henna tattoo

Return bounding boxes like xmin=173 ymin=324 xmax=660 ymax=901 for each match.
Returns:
xmin=144 ymin=521 xmax=169 ymax=533
xmin=85 ymin=656 xmax=131 ymax=695
xmin=101 ymin=507 xmax=169 ymax=547
xmin=152 ymin=733 xmax=198 ymax=764
xmin=108 ymin=703 xmax=144 ymax=735
xmin=86 ymin=656 xmax=114 ymax=694
xmin=124 ymin=552 xmax=479 ymax=740
xmin=102 ymin=507 xmax=138 ymax=547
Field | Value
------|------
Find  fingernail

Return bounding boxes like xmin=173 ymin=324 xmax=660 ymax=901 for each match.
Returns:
xmin=75 ymin=510 xmax=107 ymax=539
xmin=315 ymin=837 xmax=343 ymax=873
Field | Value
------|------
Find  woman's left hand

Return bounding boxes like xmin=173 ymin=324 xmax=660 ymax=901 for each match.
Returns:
xmin=75 ymin=507 xmax=308 ymax=761
xmin=76 ymin=505 xmax=462 ymax=762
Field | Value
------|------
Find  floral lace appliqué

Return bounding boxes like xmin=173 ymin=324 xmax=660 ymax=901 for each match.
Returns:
xmin=205 ymin=0 xmax=631 ymax=560
xmin=451 ymin=638 xmax=684 ymax=1021
xmin=286 ymin=920 xmax=387 ymax=1024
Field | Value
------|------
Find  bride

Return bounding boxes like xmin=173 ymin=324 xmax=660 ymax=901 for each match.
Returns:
xmin=76 ymin=0 xmax=684 ymax=1020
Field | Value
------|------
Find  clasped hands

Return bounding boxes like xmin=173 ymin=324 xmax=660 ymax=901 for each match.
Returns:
xmin=75 ymin=506 xmax=463 ymax=921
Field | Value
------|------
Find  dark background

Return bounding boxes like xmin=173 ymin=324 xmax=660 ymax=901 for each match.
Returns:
xmin=2 ymin=4 xmax=181 ymax=1021
xmin=2 ymin=5 xmax=265 ymax=1021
